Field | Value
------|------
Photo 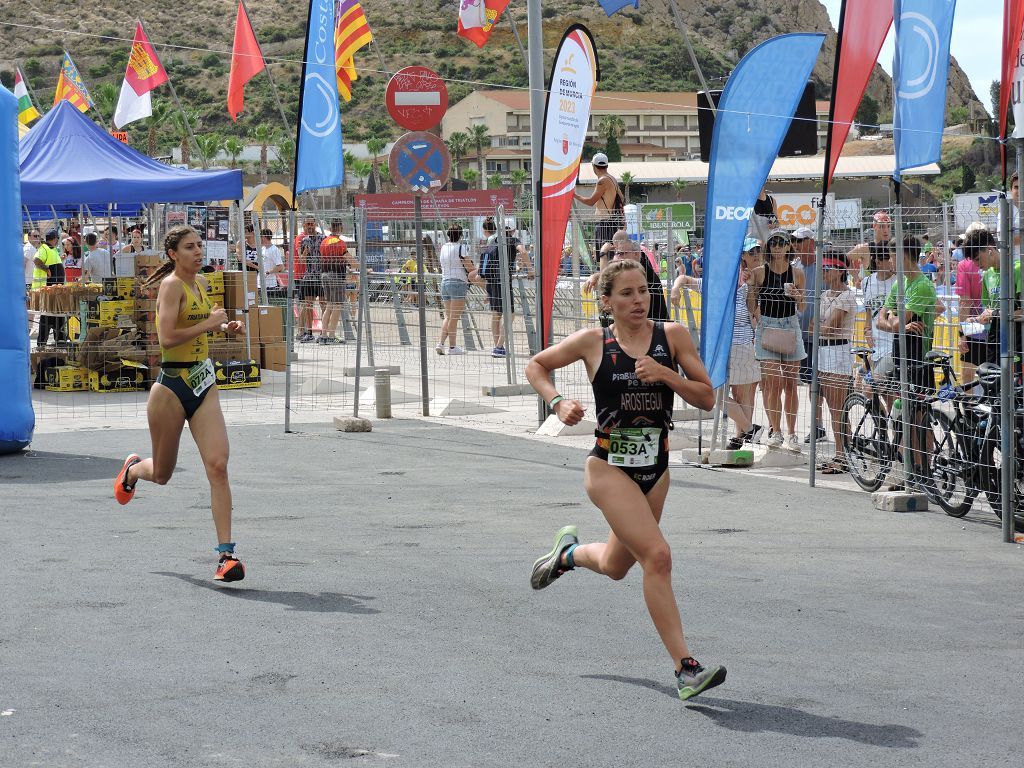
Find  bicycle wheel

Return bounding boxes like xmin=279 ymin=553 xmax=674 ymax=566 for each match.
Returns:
xmin=981 ymin=428 xmax=1024 ymax=532
xmin=842 ymin=391 xmax=890 ymax=492
xmin=928 ymin=411 xmax=977 ymax=518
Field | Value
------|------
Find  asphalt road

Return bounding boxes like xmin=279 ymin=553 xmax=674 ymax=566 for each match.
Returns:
xmin=0 ymin=419 xmax=1019 ymax=767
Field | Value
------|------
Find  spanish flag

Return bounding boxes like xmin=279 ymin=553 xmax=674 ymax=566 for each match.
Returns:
xmin=53 ymin=52 xmax=93 ymax=113
xmin=335 ymin=0 xmax=373 ymax=102
xmin=14 ymin=68 xmax=40 ymax=125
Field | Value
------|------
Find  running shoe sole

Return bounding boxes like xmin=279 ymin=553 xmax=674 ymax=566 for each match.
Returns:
xmin=214 ymin=558 xmax=246 ymax=582
xmin=530 ymin=525 xmax=578 ymax=590
xmin=678 ymin=665 xmax=727 ymax=701
xmin=114 ymin=454 xmax=141 ymax=505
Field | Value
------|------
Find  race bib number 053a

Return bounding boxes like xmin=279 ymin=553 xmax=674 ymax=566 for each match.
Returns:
xmin=607 ymin=427 xmax=661 ymax=468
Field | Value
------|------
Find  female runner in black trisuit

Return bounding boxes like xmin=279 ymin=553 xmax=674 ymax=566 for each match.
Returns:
xmin=526 ymin=259 xmax=725 ymax=701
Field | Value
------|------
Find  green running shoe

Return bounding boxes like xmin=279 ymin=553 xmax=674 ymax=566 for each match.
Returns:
xmin=676 ymin=659 xmax=727 ymax=701
xmin=530 ymin=525 xmax=578 ymax=590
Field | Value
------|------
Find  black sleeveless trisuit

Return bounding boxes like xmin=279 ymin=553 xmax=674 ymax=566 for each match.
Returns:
xmin=589 ymin=322 xmax=676 ymax=494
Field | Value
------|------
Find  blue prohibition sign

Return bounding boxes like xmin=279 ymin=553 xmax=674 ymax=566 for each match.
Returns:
xmin=393 ymin=134 xmax=450 ymax=193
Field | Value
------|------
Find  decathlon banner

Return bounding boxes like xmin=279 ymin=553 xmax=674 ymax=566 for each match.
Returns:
xmin=700 ymin=33 xmax=824 ymax=388
xmin=293 ymin=0 xmax=344 ymax=195
xmin=539 ymin=24 xmax=599 ymax=348
xmin=892 ymin=0 xmax=956 ymax=182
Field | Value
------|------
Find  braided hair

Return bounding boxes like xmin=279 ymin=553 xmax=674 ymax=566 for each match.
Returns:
xmin=141 ymin=225 xmax=199 ymax=290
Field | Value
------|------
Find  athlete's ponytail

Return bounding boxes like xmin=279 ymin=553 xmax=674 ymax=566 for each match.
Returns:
xmin=141 ymin=225 xmax=199 ymax=290
xmin=599 ymin=258 xmax=643 ymax=296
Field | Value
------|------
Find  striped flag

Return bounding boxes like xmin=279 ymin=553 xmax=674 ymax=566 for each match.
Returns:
xmin=53 ymin=52 xmax=93 ymax=113
xmin=14 ymin=68 xmax=40 ymax=125
xmin=335 ymin=0 xmax=373 ymax=102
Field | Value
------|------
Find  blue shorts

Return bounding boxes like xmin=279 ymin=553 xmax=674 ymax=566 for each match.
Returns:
xmin=440 ymin=279 xmax=468 ymax=301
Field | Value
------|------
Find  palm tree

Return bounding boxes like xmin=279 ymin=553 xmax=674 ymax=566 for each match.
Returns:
xmin=341 ymin=150 xmax=356 ymax=203
xmin=275 ymin=135 xmax=296 ymax=174
xmin=446 ymin=131 xmax=470 ymax=179
xmin=377 ymin=163 xmax=391 ymax=192
xmin=468 ymin=124 xmax=490 ymax=188
xmin=223 ymin=136 xmax=244 ymax=169
xmin=671 ymin=178 xmax=689 ymax=201
xmin=509 ymin=168 xmax=528 ymax=211
xmin=620 ymin=171 xmax=634 ymax=205
xmin=463 ymin=168 xmax=479 ymax=189
xmin=250 ymin=123 xmax=277 ymax=184
xmin=366 ymin=136 xmax=387 ymax=191
xmin=171 ymin=108 xmax=200 ymax=166
xmin=195 ymin=133 xmax=223 ymax=167
xmin=351 ymin=158 xmax=373 ymax=192
xmin=596 ymin=114 xmax=625 ymax=162
xmin=145 ymin=101 xmax=173 ymax=157
xmin=92 ymin=82 xmax=117 ymax=129
xmin=487 ymin=172 xmax=503 ymax=190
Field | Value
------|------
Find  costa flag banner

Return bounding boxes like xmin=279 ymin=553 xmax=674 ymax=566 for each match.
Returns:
xmin=539 ymin=24 xmax=599 ymax=348
xmin=700 ymin=34 xmax=824 ymax=388
xmin=1002 ymin=0 xmax=1024 ymax=143
xmin=293 ymin=0 xmax=344 ymax=195
xmin=823 ymin=0 xmax=893 ymax=192
xmin=892 ymin=0 xmax=956 ymax=182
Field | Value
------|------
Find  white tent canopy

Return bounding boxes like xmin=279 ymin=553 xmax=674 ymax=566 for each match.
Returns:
xmin=578 ymin=154 xmax=940 ymax=184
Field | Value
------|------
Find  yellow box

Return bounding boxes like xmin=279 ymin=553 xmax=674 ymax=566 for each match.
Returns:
xmin=98 ymin=299 xmax=136 ymax=327
xmin=89 ymin=369 xmax=145 ymax=392
xmin=202 ymin=271 xmax=224 ymax=294
xmin=44 ymin=365 xmax=90 ymax=392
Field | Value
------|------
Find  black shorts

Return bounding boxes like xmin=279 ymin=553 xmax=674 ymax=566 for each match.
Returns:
xmin=486 ymin=279 xmax=514 ymax=314
xmin=157 ymin=365 xmax=213 ymax=421
xmin=594 ymin=216 xmax=623 ymax=257
xmin=298 ymin=275 xmax=320 ymax=300
xmin=589 ymin=433 xmax=670 ymax=496
xmin=321 ymin=271 xmax=346 ymax=303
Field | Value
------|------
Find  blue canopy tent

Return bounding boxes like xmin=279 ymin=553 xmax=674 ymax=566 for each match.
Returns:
xmin=20 ymin=101 xmax=242 ymax=206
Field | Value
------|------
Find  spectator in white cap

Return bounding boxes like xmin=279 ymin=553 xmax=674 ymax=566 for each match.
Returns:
xmin=574 ymin=152 xmax=624 ymax=266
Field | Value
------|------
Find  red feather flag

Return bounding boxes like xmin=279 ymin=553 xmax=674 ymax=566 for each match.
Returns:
xmin=227 ymin=1 xmax=266 ymax=121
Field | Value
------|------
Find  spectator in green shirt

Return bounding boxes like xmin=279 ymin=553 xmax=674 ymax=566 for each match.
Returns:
xmin=977 ymin=241 xmax=1023 ymax=369
xmin=877 ymin=233 xmax=938 ymax=489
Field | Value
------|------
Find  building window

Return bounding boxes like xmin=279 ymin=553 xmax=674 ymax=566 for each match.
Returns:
xmin=644 ymin=115 xmax=664 ymax=130
xmin=622 ymin=115 xmax=639 ymax=129
xmin=486 ymin=160 xmax=508 ymax=173
xmin=666 ymin=115 xmax=687 ymax=130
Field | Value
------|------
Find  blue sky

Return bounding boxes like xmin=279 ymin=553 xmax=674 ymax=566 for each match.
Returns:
xmin=820 ymin=0 xmax=1001 ymax=109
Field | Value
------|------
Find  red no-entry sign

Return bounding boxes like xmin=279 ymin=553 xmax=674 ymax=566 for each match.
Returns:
xmin=385 ymin=66 xmax=448 ymax=132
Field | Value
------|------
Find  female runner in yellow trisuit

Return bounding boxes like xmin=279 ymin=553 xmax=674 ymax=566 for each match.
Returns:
xmin=114 ymin=225 xmax=246 ymax=582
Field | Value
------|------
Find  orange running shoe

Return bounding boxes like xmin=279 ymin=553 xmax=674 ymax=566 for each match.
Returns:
xmin=114 ymin=454 xmax=141 ymax=505
xmin=214 ymin=554 xmax=245 ymax=582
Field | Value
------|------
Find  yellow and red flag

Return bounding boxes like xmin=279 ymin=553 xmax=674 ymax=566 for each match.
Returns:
xmin=227 ymin=1 xmax=266 ymax=121
xmin=114 ymin=22 xmax=170 ymax=128
xmin=53 ymin=52 xmax=93 ymax=113
xmin=335 ymin=0 xmax=373 ymax=102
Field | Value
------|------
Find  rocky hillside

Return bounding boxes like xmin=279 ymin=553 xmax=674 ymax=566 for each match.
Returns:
xmin=2 ymin=0 xmax=985 ymax=155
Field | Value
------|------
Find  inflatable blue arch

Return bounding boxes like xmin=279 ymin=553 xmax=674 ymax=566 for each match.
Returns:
xmin=0 ymin=85 xmax=34 ymax=453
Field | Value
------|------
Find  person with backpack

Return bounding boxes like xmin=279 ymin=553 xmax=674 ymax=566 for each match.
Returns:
xmin=479 ymin=222 xmax=533 ymax=357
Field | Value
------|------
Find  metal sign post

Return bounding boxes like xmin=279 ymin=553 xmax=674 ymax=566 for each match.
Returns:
xmin=414 ymin=195 xmax=430 ymax=416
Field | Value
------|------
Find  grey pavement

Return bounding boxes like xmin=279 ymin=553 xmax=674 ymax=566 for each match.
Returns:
xmin=0 ymin=419 xmax=1020 ymax=768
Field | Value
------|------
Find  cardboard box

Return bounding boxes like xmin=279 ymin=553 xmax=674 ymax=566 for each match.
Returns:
xmin=89 ymin=367 xmax=145 ymax=392
xmin=214 ymin=359 xmax=261 ymax=389
xmin=206 ymin=291 xmax=225 ymax=308
xmin=44 ymin=365 xmax=91 ymax=392
xmin=133 ymin=255 xmax=164 ymax=276
xmin=135 ymin=299 xmax=157 ymax=322
xmin=222 ymin=271 xmax=258 ymax=309
xmin=102 ymin=277 xmax=138 ymax=300
xmin=201 ymin=271 xmax=224 ymax=294
xmin=209 ymin=339 xmax=249 ymax=365
xmin=260 ymin=341 xmax=287 ymax=372
xmin=96 ymin=299 xmax=137 ymax=325
xmin=251 ymin=305 xmax=285 ymax=342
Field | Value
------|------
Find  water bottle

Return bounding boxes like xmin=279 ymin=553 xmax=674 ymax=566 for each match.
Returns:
xmin=891 ymin=398 xmax=903 ymax=421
